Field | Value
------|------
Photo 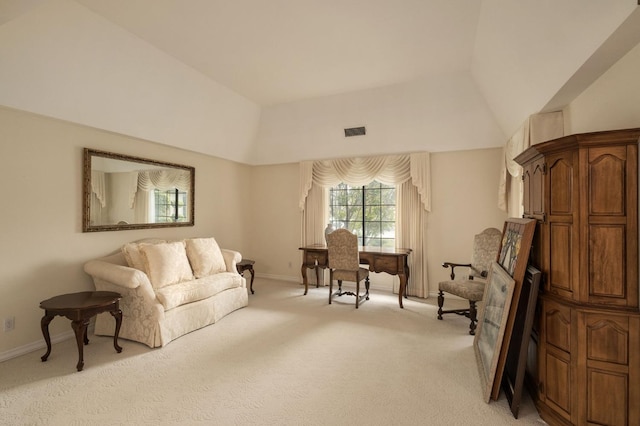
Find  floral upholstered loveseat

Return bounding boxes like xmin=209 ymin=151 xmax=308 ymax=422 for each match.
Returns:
xmin=83 ymin=237 xmax=248 ymax=348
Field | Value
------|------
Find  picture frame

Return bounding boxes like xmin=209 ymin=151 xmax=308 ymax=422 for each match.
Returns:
xmin=501 ymin=264 xmax=541 ymax=418
xmin=474 ymin=261 xmax=516 ymax=403
xmin=489 ymin=218 xmax=537 ymax=400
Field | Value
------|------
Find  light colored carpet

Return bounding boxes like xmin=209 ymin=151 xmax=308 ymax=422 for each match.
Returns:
xmin=0 ymin=278 xmax=546 ymax=425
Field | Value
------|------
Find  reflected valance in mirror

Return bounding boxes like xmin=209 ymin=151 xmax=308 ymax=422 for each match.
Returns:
xmin=83 ymin=148 xmax=195 ymax=232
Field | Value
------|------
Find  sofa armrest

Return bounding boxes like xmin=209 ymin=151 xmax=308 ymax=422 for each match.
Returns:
xmin=221 ymin=249 xmax=242 ymax=273
xmin=84 ymin=260 xmax=151 ymax=289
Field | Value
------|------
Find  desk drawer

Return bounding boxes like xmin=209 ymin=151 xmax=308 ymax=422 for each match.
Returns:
xmin=305 ymin=250 xmax=328 ymax=266
xmin=369 ymin=255 xmax=400 ymax=274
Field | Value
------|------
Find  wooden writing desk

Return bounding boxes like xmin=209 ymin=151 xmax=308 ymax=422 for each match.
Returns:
xmin=299 ymin=245 xmax=411 ymax=308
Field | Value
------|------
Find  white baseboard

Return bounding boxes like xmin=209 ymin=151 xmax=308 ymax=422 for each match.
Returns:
xmin=0 ymin=324 xmax=95 ymax=363
xmin=255 ymin=272 xmax=299 ymax=283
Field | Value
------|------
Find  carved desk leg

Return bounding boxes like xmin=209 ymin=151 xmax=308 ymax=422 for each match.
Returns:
xmin=404 ymin=256 xmax=410 ymax=299
xmin=301 ymin=263 xmax=309 ymax=295
xmin=398 ymin=272 xmax=407 ymax=309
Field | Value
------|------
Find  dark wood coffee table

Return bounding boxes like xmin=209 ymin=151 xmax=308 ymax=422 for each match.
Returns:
xmin=39 ymin=291 xmax=123 ymax=371
xmin=236 ymin=259 xmax=255 ymax=294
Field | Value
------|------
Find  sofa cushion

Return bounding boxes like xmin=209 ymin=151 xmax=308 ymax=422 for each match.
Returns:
xmin=122 ymin=239 xmax=166 ymax=271
xmin=155 ymin=272 xmax=244 ymax=310
xmin=185 ymin=237 xmax=227 ymax=278
xmin=141 ymin=241 xmax=194 ymax=289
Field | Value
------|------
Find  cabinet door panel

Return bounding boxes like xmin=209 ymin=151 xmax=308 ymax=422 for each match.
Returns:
xmin=587 ymin=369 xmax=628 ymax=426
xmin=585 ymin=314 xmax=629 ymax=366
xmin=549 ymin=157 xmax=573 ymax=215
xmin=549 ymin=223 xmax=573 ymax=296
xmin=589 ymin=224 xmax=626 ymax=303
xmin=545 ymin=348 xmax=572 ymax=419
xmin=545 ymin=302 xmax=571 ymax=352
xmin=532 ymin=159 xmax=545 ymax=217
xmin=588 ymin=147 xmax=626 ymax=216
xmin=523 ymin=165 xmax=533 ymax=217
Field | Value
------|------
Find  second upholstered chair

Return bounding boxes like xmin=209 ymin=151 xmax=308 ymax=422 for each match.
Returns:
xmin=326 ymin=228 xmax=370 ymax=308
xmin=437 ymin=227 xmax=502 ymax=335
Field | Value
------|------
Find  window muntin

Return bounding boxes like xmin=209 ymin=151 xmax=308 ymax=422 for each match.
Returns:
xmin=329 ymin=180 xmax=395 ymax=248
xmin=153 ymin=188 xmax=188 ymax=223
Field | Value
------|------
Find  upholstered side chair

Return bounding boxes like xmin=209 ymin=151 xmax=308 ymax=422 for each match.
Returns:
xmin=437 ymin=227 xmax=502 ymax=335
xmin=326 ymin=228 xmax=370 ymax=308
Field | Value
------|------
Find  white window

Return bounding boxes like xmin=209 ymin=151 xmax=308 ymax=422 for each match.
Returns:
xmin=151 ymin=188 xmax=188 ymax=223
xmin=328 ymin=180 xmax=396 ymax=247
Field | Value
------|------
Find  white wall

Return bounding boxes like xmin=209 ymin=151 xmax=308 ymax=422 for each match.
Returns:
xmin=427 ymin=148 xmax=507 ymax=295
xmin=471 ymin=0 xmax=637 ymax=138
xmin=246 ymin=148 xmax=508 ymax=296
xmin=0 ymin=0 xmax=261 ymax=164
xmin=247 ymin=163 xmax=303 ymax=279
xmin=0 ymin=107 xmax=251 ymax=356
xmin=565 ymin=40 xmax=640 ymax=134
xmin=253 ymin=71 xmax=506 ymax=165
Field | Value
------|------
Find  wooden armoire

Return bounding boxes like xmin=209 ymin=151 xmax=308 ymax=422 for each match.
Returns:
xmin=514 ymin=128 xmax=640 ymax=426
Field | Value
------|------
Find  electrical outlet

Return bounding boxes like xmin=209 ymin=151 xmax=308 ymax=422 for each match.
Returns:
xmin=4 ymin=316 xmax=15 ymax=332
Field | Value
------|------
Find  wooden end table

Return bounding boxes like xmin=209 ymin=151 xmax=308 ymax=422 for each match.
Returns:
xmin=236 ymin=259 xmax=255 ymax=294
xmin=39 ymin=291 xmax=123 ymax=371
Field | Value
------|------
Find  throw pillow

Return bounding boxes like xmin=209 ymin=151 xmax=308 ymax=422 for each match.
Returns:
xmin=140 ymin=241 xmax=194 ymax=289
xmin=185 ymin=237 xmax=227 ymax=278
xmin=122 ymin=239 xmax=166 ymax=271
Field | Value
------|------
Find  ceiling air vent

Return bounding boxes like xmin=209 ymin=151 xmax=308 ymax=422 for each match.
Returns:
xmin=344 ymin=126 xmax=366 ymax=137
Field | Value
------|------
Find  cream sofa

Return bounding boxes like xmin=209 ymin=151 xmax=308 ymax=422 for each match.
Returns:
xmin=83 ymin=237 xmax=248 ymax=348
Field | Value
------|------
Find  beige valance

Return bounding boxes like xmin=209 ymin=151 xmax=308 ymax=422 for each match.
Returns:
xmin=129 ymin=169 xmax=192 ymax=208
xmin=299 ymin=153 xmax=431 ymax=212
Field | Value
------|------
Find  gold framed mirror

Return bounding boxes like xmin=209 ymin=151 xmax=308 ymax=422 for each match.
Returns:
xmin=83 ymin=148 xmax=195 ymax=232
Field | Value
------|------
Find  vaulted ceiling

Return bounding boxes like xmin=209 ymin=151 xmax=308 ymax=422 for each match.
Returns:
xmin=1 ymin=0 xmax=639 ymax=164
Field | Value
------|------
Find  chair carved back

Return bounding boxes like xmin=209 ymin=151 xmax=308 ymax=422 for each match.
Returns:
xmin=327 ymin=229 xmax=360 ymax=272
xmin=469 ymin=228 xmax=502 ymax=279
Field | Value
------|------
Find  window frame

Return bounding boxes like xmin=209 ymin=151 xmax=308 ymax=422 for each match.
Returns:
xmin=328 ymin=180 xmax=396 ymax=248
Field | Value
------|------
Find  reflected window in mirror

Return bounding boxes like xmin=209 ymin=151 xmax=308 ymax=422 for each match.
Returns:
xmin=153 ymin=188 xmax=189 ymax=223
xmin=83 ymin=149 xmax=195 ymax=232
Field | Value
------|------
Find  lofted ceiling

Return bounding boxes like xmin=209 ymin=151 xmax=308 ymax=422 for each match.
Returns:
xmin=74 ymin=0 xmax=482 ymax=106
xmin=0 ymin=0 xmax=638 ymax=164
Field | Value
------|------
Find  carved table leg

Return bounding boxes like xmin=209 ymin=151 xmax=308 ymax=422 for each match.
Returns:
xmin=71 ymin=319 xmax=90 ymax=372
xmin=110 ymin=308 xmax=123 ymax=353
xmin=249 ymin=266 xmax=255 ymax=294
xmin=40 ymin=314 xmax=55 ymax=362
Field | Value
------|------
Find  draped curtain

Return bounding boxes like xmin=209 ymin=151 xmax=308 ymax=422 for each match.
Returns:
xmin=89 ymin=170 xmax=106 ymax=225
xmin=128 ymin=169 xmax=192 ymax=222
xmin=498 ymin=112 xmax=564 ymax=216
xmin=299 ymin=153 xmax=430 ymax=297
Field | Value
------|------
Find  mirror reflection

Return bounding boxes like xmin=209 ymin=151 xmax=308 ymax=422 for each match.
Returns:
xmin=83 ymin=149 xmax=195 ymax=232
